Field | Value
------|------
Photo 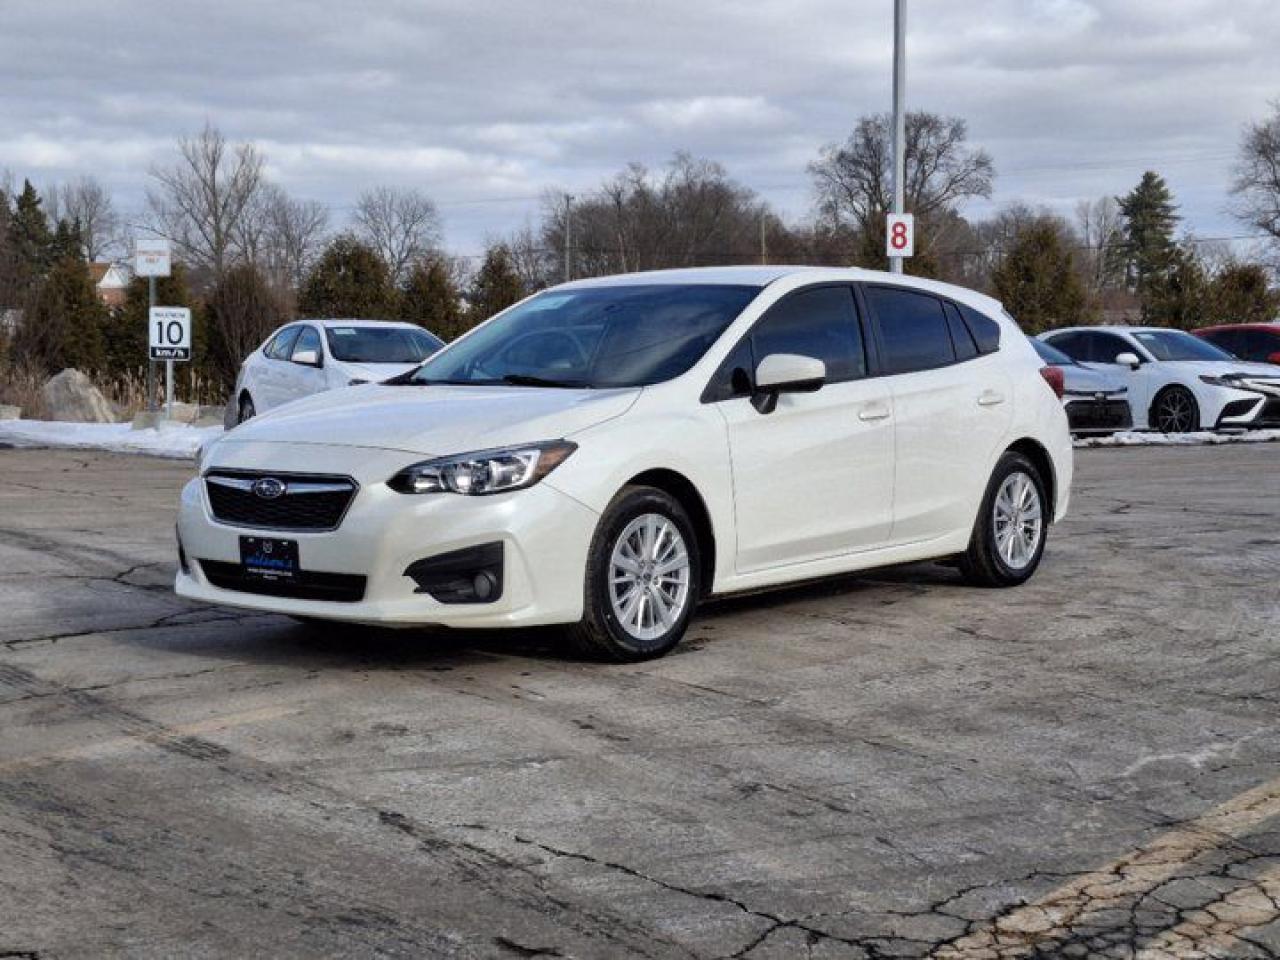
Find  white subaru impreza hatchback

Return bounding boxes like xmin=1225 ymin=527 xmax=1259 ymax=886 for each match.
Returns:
xmin=177 ymin=267 xmax=1073 ymax=661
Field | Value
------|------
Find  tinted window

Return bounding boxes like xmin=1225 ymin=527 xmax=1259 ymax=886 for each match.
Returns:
xmin=411 ymin=284 xmax=757 ymax=389
xmin=958 ymin=304 xmax=1001 ymax=354
xmin=1031 ymin=338 xmax=1075 ymax=366
xmin=865 ymin=286 xmax=955 ymax=374
xmin=750 ymin=287 xmax=865 ymax=383
xmin=265 ymin=326 xmax=301 ymax=360
xmin=1132 ymin=329 xmax=1232 ymax=362
xmin=1241 ymin=329 xmax=1280 ymax=361
xmin=1202 ymin=329 xmax=1242 ymax=356
xmin=1044 ymin=331 xmax=1088 ymax=362
xmin=943 ymin=302 xmax=978 ymax=361
xmin=326 ymin=325 xmax=443 ymax=363
xmin=1090 ymin=332 xmax=1135 ymax=364
xmin=291 ymin=326 xmax=322 ymax=361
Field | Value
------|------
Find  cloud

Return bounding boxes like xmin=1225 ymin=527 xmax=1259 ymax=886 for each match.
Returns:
xmin=1 ymin=0 xmax=1276 ymax=252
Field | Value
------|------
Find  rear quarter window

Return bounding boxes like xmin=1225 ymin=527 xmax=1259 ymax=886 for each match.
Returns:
xmin=957 ymin=304 xmax=1001 ymax=354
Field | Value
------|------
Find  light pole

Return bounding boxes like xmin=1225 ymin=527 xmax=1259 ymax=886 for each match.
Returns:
xmin=890 ymin=0 xmax=907 ymax=275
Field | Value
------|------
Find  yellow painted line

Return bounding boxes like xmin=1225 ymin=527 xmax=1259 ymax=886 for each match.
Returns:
xmin=1133 ymin=862 xmax=1280 ymax=959
xmin=932 ymin=775 xmax=1280 ymax=958
xmin=0 ymin=704 xmax=296 ymax=773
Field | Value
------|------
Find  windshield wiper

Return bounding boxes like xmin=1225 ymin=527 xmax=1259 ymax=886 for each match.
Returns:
xmin=499 ymin=374 xmax=592 ymax=388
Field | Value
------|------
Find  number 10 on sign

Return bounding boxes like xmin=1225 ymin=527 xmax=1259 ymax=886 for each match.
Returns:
xmin=886 ymin=213 xmax=914 ymax=259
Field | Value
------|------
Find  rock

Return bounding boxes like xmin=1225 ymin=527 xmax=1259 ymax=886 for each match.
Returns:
xmin=0 ymin=405 xmax=20 ymax=420
xmin=194 ymin=405 xmax=226 ymax=428
xmin=41 ymin=369 xmax=116 ymax=423
xmin=163 ymin=401 xmax=199 ymax=424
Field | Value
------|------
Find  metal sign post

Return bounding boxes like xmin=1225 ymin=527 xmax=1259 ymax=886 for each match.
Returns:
xmin=889 ymin=0 xmax=908 ymax=275
xmin=134 ymin=238 xmax=172 ymax=414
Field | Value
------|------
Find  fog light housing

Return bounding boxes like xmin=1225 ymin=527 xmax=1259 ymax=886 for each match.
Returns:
xmin=404 ymin=543 xmax=504 ymax=604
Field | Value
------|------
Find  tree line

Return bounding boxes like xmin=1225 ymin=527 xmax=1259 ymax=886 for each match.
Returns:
xmin=3 ymin=103 xmax=1280 ymax=398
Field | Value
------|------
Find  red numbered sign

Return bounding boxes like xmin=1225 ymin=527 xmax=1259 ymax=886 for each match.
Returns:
xmin=885 ymin=213 xmax=914 ymax=259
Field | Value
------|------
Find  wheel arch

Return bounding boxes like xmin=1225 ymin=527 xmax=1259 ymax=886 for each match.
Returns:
xmin=1004 ymin=438 xmax=1057 ymax=524
xmin=625 ymin=468 xmax=717 ymax=596
xmin=1149 ymin=382 xmax=1200 ymax=432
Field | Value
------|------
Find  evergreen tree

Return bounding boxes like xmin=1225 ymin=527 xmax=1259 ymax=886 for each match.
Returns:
xmin=298 ymin=235 xmax=395 ymax=319
xmin=10 ymin=180 xmax=54 ymax=287
xmin=205 ymin=263 xmax=286 ymax=391
xmin=1118 ymin=172 xmax=1180 ymax=320
xmin=991 ymin=219 xmax=1089 ymax=333
xmin=14 ymin=255 xmax=108 ymax=373
xmin=1144 ymin=247 xmax=1209 ymax=330
xmin=1205 ymin=263 xmax=1280 ymax=326
xmin=468 ymin=244 xmax=525 ymax=325
xmin=398 ymin=258 xmax=467 ymax=340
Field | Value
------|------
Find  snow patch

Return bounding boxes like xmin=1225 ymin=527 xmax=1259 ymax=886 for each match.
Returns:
xmin=0 ymin=420 xmax=223 ymax=459
xmin=1075 ymin=429 xmax=1280 ymax=448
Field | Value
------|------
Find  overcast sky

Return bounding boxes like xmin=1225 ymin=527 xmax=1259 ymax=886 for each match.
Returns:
xmin=3 ymin=0 xmax=1277 ymax=257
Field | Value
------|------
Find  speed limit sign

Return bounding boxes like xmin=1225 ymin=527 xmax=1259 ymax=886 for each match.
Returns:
xmin=886 ymin=213 xmax=915 ymax=259
xmin=149 ymin=307 xmax=191 ymax=361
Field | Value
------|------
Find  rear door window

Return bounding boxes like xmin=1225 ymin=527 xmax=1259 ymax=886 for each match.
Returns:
xmin=863 ymin=286 xmax=956 ymax=374
xmin=1043 ymin=331 xmax=1088 ymax=362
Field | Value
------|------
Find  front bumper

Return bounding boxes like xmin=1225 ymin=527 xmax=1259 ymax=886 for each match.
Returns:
xmin=1211 ymin=379 xmax=1280 ymax=429
xmin=175 ymin=442 xmax=600 ymax=628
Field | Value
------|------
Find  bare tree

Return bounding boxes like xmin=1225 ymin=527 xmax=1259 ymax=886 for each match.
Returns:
xmin=146 ymin=123 xmax=265 ymax=282
xmin=46 ymin=176 xmax=121 ymax=261
xmin=264 ymin=188 xmax=330 ymax=291
xmin=352 ymin=186 xmax=441 ymax=283
xmin=810 ymin=111 xmax=994 ymax=254
xmin=1232 ymin=102 xmax=1280 ymax=246
xmin=1074 ymin=196 xmax=1127 ymax=297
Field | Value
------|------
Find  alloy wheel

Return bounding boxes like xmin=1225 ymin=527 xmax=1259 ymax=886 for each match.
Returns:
xmin=608 ymin=513 xmax=692 ymax=642
xmin=992 ymin=471 xmax=1043 ymax=572
xmin=1154 ymin=389 xmax=1195 ymax=433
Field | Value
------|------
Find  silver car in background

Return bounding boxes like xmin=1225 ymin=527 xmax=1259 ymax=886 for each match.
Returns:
xmin=1032 ymin=338 xmax=1132 ymax=436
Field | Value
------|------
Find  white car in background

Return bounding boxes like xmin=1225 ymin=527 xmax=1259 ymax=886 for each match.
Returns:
xmin=1039 ymin=325 xmax=1280 ymax=432
xmin=180 ymin=266 xmax=1073 ymax=662
xmin=229 ymin=319 xmax=444 ymax=425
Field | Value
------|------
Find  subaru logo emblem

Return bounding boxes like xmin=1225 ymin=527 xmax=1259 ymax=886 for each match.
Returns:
xmin=252 ymin=477 xmax=287 ymax=499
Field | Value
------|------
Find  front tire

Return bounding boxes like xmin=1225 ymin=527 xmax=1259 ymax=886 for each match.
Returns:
xmin=569 ymin=485 xmax=701 ymax=662
xmin=960 ymin=452 xmax=1048 ymax=588
xmin=1151 ymin=386 xmax=1199 ymax=433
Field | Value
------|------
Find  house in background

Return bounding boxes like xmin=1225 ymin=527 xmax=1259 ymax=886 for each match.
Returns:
xmin=89 ymin=262 xmax=130 ymax=309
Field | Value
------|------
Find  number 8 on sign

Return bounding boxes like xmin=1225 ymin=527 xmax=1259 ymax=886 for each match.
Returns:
xmin=885 ymin=213 xmax=914 ymax=259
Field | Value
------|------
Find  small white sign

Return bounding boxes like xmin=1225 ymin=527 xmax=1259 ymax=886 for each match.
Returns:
xmin=885 ymin=213 xmax=915 ymax=259
xmin=134 ymin=238 xmax=172 ymax=277
xmin=149 ymin=306 xmax=191 ymax=361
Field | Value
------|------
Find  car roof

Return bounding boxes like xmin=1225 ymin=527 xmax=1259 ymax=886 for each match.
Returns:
xmin=1044 ymin=325 xmax=1194 ymax=336
xmin=1195 ymin=322 xmax=1280 ymax=334
xmin=302 ymin=318 xmax=424 ymax=329
xmin=555 ymin=265 xmax=1007 ymax=316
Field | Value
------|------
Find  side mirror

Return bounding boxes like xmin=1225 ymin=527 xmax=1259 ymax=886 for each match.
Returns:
xmin=752 ymin=353 xmax=826 ymax=414
xmin=1267 ymin=351 xmax=1280 ymax=365
xmin=1114 ymin=352 xmax=1142 ymax=370
xmin=292 ymin=349 xmax=322 ymax=368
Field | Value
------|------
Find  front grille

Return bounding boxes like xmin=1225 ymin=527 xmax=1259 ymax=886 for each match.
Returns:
xmin=205 ymin=471 xmax=356 ymax=531
xmin=199 ymin=560 xmax=367 ymax=602
xmin=1065 ymin=398 xmax=1132 ymax=431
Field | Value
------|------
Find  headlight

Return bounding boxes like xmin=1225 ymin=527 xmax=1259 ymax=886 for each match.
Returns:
xmin=1199 ymin=374 xmax=1237 ymax=387
xmin=388 ymin=441 xmax=577 ymax=495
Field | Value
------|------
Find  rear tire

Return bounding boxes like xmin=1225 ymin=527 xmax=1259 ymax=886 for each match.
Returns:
xmin=569 ymin=485 xmax=701 ymax=662
xmin=237 ymin=393 xmax=256 ymax=424
xmin=1151 ymin=386 xmax=1199 ymax=433
xmin=960 ymin=452 xmax=1048 ymax=588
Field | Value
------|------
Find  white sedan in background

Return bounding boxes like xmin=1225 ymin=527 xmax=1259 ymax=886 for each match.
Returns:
xmin=229 ymin=320 xmax=444 ymax=425
xmin=1039 ymin=325 xmax=1280 ymax=432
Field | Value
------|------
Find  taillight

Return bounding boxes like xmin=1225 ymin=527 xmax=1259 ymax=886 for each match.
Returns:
xmin=1039 ymin=365 xmax=1065 ymax=399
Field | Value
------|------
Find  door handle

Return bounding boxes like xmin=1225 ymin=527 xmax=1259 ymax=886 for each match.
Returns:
xmin=858 ymin=404 xmax=891 ymax=421
xmin=977 ymin=390 xmax=1005 ymax=407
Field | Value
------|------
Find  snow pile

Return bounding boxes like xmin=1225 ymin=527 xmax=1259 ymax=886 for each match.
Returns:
xmin=0 ymin=419 xmax=224 ymax=459
xmin=1075 ymin=429 xmax=1280 ymax=448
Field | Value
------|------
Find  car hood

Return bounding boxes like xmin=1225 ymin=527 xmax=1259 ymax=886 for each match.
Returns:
xmin=1059 ymin=364 xmax=1126 ymax=394
xmin=220 ymin=382 xmax=641 ymax=455
xmin=1082 ymin=359 xmax=1280 ymax=380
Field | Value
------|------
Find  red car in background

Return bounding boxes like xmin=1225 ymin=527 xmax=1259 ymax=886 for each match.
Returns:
xmin=1194 ymin=323 xmax=1280 ymax=366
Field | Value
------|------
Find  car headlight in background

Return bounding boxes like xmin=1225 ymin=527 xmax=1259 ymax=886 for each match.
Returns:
xmin=1199 ymin=374 xmax=1244 ymax=388
xmin=388 ymin=441 xmax=577 ymax=495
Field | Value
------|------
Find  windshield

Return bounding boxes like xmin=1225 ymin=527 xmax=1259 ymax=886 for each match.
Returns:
xmin=1132 ymin=330 xmax=1235 ymax=362
xmin=325 ymin=326 xmax=443 ymax=363
xmin=1032 ymin=338 xmax=1075 ymax=366
xmin=408 ymin=284 xmax=759 ymax=388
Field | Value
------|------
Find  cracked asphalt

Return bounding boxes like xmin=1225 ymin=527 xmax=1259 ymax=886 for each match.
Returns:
xmin=1 ymin=444 xmax=1278 ymax=959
